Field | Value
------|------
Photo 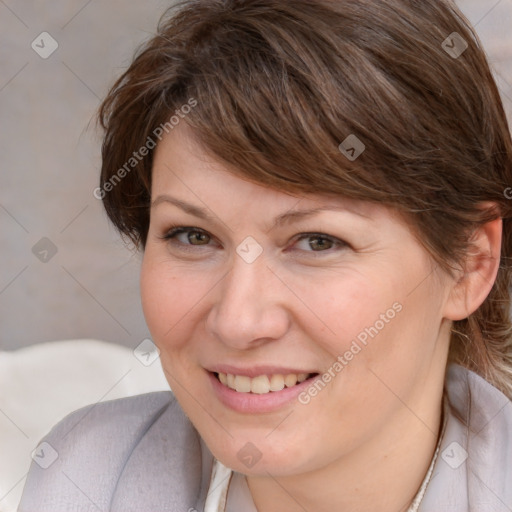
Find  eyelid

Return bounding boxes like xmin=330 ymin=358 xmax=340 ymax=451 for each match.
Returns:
xmin=162 ymin=225 xmax=207 ymax=238
xmin=160 ymin=225 xmax=216 ymax=248
xmin=290 ymin=232 xmax=348 ymax=253
xmin=161 ymin=225 xmax=348 ymax=255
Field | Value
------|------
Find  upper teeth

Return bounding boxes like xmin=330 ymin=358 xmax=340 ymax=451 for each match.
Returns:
xmin=218 ymin=372 xmax=309 ymax=394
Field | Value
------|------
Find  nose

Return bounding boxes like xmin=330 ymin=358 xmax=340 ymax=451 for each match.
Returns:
xmin=205 ymin=250 xmax=291 ymax=350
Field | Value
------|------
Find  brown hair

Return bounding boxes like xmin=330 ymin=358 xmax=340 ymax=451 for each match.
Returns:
xmin=97 ymin=0 xmax=512 ymax=397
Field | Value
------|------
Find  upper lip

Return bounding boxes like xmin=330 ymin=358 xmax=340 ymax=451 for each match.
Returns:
xmin=207 ymin=364 xmax=318 ymax=378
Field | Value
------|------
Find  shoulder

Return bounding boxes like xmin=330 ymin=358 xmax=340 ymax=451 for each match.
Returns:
xmin=421 ymin=364 xmax=512 ymax=511
xmin=30 ymin=390 xmax=178 ymax=464
xmin=19 ymin=391 xmax=209 ymax=512
xmin=445 ymin=363 xmax=512 ymax=433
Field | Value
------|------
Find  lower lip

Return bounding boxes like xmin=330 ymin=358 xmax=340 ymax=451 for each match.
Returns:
xmin=207 ymin=371 xmax=319 ymax=413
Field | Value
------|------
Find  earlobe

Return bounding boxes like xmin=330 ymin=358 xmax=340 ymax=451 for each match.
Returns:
xmin=443 ymin=213 xmax=502 ymax=322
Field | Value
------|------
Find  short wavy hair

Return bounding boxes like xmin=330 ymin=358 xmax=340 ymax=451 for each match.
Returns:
xmin=97 ymin=0 xmax=512 ymax=397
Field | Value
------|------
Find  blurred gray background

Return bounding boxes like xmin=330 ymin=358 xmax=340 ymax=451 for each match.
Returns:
xmin=1 ymin=0 xmax=511 ymax=352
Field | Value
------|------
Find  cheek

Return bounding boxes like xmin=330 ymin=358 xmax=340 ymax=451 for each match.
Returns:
xmin=296 ymin=270 xmax=393 ymax=357
xmin=140 ymin=254 xmax=190 ymax=345
xmin=297 ymin=259 xmax=430 ymax=390
xmin=140 ymin=252 xmax=218 ymax=352
xmin=140 ymin=257 xmax=169 ymax=337
xmin=317 ymin=259 xmax=443 ymax=405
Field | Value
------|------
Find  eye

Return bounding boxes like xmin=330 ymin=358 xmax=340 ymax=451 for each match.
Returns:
xmin=160 ymin=226 xmax=348 ymax=255
xmin=162 ymin=226 xmax=213 ymax=247
xmin=292 ymin=233 xmax=347 ymax=253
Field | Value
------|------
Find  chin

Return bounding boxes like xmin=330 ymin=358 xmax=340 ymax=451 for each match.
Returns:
xmin=206 ymin=430 xmax=312 ymax=476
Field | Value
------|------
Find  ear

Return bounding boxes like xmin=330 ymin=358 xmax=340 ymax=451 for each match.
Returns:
xmin=443 ymin=203 xmax=502 ymax=321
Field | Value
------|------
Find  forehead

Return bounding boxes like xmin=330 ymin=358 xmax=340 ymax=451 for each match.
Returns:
xmin=151 ymin=123 xmax=392 ymax=222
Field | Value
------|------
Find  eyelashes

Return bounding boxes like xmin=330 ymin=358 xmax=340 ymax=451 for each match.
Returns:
xmin=160 ymin=225 xmax=349 ymax=255
xmin=292 ymin=233 xmax=347 ymax=253
xmin=163 ymin=226 xmax=211 ymax=246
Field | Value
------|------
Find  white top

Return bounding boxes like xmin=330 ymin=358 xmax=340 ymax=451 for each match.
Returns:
xmin=205 ymin=397 xmax=448 ymax=512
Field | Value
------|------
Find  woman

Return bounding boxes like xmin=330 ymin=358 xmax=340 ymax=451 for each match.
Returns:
xmin=19 ymin=0 xmax=512 ymax=510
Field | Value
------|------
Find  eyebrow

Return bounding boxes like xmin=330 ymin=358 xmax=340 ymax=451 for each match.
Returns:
xmin=151 ymin=194 xmax=369 ymax=228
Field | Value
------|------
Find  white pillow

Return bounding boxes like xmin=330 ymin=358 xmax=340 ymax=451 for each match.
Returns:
xmin=0 ymin=339 xmax=169 ymax=512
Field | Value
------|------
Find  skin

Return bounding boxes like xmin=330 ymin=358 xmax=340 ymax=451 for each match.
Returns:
xmin=140 ymin=122 xmax=502 ymax=512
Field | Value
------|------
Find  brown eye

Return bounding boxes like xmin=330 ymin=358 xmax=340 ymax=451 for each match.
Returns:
xmin=307 ymin=236 xmax=334 ymax=251
xmin=163 ymin=227 xmax=212 ymax=246
xmin=187 ymin=230 xmax=210 ymax=245
xmin=293 ymin=233 xmax=347 ymax=253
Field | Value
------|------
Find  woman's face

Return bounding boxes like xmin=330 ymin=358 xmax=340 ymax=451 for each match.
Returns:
xmin=141 ymin=123 xmax=454 ymax=477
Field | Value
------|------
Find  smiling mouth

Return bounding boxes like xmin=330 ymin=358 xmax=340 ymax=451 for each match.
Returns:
xmin=214 ymin=372 xmax=318 ymax=394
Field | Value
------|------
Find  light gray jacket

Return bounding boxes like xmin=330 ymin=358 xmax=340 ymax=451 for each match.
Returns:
xmin=18 ymin=364 xmax=512 ymax=511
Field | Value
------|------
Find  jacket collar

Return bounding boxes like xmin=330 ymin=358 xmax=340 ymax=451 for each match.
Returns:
xmin=420 ymin=364 xmax=512 ymax=511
